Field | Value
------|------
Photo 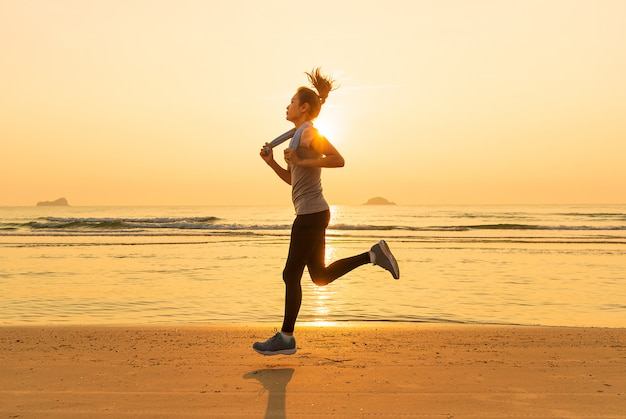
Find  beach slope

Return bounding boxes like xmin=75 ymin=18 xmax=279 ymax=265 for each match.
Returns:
xmin=1 ymin=324 xmax=624 ymax=418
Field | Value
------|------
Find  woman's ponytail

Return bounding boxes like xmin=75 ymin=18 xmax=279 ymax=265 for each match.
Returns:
xmin=306 ymin=68 xmax=335 ymax=105
xmin=297 ymin=67 xmax=336 ymax=118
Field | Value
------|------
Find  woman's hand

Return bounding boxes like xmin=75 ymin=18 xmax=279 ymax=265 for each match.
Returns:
xmin=283 ymin=148 xmax=300 ymax=166
xmin=260 ymin=143 xmax=274 ymax=164
xmin=260 ymin=143 xmax=292 ymax=185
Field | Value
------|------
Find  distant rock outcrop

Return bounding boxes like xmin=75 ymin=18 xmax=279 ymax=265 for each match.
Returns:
xmin=36 ymin=198 xmax=69 ymax=207
xmin=363 ymin=197 xmax=396 ymax=205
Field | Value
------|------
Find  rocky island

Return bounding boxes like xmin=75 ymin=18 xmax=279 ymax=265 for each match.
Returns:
xmin=363 ymin=197 xmax=396 ymax=205
xmin=36 ymin=198 xmax=69 ymax=207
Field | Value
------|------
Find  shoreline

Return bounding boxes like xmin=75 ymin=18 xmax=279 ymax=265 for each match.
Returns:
xmin=2 ymin=324 xmax=624 ymax=417
xmin=3 ymin=320 xmax=625 ymax=333
xmin=3 ymin=318 xmax=625 ymax=329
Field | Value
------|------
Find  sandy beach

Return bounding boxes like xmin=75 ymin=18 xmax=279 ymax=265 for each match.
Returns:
xmin=1 ymin=324 xmax=624 ymax=418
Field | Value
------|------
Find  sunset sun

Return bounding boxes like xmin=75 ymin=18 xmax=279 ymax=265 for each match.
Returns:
xmin=314 ymin=112 xmax=342 ymax=146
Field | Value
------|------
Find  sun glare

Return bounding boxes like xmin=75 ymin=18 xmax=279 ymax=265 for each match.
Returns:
xmin=314 ymin=113 xmax=341 ymax=145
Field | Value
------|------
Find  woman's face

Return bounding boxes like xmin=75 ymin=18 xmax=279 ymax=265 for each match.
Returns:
xmin=285 ymin=94 xmax=304 ymax=122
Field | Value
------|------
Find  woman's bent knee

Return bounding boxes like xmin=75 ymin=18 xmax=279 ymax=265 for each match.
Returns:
xmin=310 ymin=273 xmax=331 ymax=287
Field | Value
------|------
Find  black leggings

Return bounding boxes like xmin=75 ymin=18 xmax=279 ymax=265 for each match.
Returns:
xmin=281 ymin=209 xmax=370 ymax=333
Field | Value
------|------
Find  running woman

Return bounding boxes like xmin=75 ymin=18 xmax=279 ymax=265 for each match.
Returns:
xmin=255 ymin=68 xmax=399 ymax=355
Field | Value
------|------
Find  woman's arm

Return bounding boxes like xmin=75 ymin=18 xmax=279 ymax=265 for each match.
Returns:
xmin=284 ymin=127 xmax=345 ymax=168
xmin=260 ymin=145 xmax=292 ymax=185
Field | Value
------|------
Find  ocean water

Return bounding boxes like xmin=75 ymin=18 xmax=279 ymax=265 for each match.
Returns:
xmin=1 ymin=205 xmax=625 ymax=327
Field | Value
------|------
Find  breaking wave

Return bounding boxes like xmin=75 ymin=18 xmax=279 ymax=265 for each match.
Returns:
xmin=3 ymin=216 xmax=625 ymax=236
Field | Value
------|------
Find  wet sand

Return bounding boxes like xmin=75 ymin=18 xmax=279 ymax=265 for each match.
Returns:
xmin=1 ymin=324 xmax=624 ymax=418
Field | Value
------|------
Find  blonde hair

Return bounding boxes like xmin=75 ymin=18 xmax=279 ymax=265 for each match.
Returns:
xmin=296 ymin=68 xmax=335 ymax=119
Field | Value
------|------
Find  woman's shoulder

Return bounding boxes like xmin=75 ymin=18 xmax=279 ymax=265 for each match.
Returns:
xmin=300 ymin=124 xmax=320 ymax=147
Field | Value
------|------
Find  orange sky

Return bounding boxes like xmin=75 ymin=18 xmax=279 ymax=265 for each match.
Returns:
xmin=2 ymin=0 xmax=625 ymax=206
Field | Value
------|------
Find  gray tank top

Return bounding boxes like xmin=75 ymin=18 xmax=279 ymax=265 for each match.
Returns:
xmin=290 ymin=123 xmax=329 ymax=215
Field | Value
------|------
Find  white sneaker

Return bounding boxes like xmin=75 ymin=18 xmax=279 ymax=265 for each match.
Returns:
xmin=371 ymin=240 xmax=400 ymax=279
xmin=252 ymin=332 xmax=297 ymax=355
